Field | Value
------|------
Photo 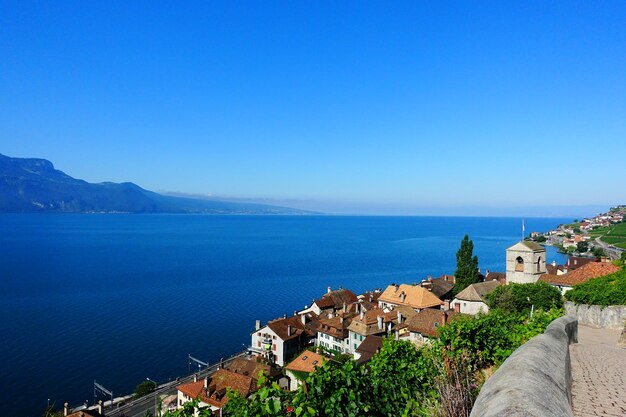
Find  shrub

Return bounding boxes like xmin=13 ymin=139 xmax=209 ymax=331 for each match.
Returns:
xmin=485 ymin=282 xmax=563 ymax=315
xmin=565 ymin=269 xmax=626 ymax=306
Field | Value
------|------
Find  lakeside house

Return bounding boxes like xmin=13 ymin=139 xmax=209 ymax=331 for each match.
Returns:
xmin=177 ymin=370 xmax=258 ymax=415
xmin=419 ymin=275 xmax=455 ymax=300
xmin=250 ymin=312 xmax=320 ymax=366
xmin=284 ymin=350 xmax=326 ymax=391
xmin=226 ymin=356 xmax=279 ymax=381
xmin=378 ymin=283 xmax=444 ymax=312
xmin=396 ymin=308 xmax=459 ymax=345
xmin=346 ymin=307 xmax=410 ymax=354
xmin=452 ymin=281 xmax=501 ymax=315
xmin=299 ymin=287 xmax=359 ymax=316
xmin=353 ymin=334 xmax=384 ymax=364
xmin=539 ymin=261 xmax=619 ymax=295
xmin=315 ymin=310 xmax=357 ymax=353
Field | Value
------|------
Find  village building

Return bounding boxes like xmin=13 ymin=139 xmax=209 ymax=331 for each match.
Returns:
xmin=539 ymin=261 xmax=619 ymax=295
xmin=315 ymin=310 xmax=357 ymax=354
xmin=284 ymin=350 xmax=326 ymax=391
xmin=226 ymin=356 xmax=278 ymax=381
xmin=451 ymin=280 xmax=501 ymax=315
xmin=396 ymin=308 xmax=459 ymax=345
xmin=346 ymin=306 xmax=411 ymax=354
xmin=353 ymin=335 xmax=384 ymax=364
xmin=378 ymin=283 xmax=444 ymax=311
xmin=420 ymin=275 xmax=455 ymax=300
xmin=299 ymin=287 xmax=358 ymax=316
xmin=250 ymin=312 xmax=319 ymax=366
xmin=483 ymin=270 xmax=507 ymax=283
xmin=176 ymin=370 xmax=257 ymax=415
xmin=505 ymin=241 xmax=547 ymax=284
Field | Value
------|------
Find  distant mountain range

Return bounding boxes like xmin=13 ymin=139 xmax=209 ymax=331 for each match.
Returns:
xmin=0 ymin=154 xmax=314 ymax=214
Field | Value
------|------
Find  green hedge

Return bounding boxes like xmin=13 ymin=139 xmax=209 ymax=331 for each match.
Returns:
xmin=565 ymin=268 xmax=626 ymax=306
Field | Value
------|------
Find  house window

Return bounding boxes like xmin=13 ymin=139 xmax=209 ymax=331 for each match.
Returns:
xmin=272 ymin=344 xmax=276 ymax=351
xmin=354 ymin=343 xmax=357 ymax=349
xmin=258 ymin=341 xmax=261 ymax=347
xmin=360 ymin=335 xmax=363 ymax=341
xmin=354 ymin=334 xmax=357 ymax=340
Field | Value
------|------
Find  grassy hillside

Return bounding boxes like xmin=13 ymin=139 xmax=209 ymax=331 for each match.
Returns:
xmin=594 ymin=223 xmax=626 ymax=249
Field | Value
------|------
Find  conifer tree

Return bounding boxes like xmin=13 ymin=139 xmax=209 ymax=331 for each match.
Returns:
xmin=453 ymin=235 xmax=480 ymax=295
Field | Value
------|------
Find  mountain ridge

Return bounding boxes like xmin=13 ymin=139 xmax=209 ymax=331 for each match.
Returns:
xmin=0 ymin=153 xmax=315 ymax=214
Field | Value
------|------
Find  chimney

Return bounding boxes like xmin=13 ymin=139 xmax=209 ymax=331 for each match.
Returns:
xmin=428 ymin=275 xmax=433 ymax=283
xmin=255 ymin=320 xmax=261 ymax=331
xmin=397 ymin=311 xmax=402 ymax=324
xmin=287 ymin=325 xmax=292 ymax=337
xmin=377 ymin=315 xmax=383 ymax=330
xmin=485 ymin=269 xmax=490 ymax=276
xmin=360 ymin=310 xmax=364 ymax=320
xmin=552 ymin=260 xmax=556 ymax=267
xmin=301 ymin=314 xmax=306 ymax=325
xmin=294 ymin=310 xmax=297 ymax=316
xmin=194 ymin=373 xmax=198 ymax=382
xmin=327 ymin=286 xmax=331 ymax=294
xmin=97 ymin=400 xmax=104 ymax=416
xmin=340 ymin=316 xmax=344 ymax=324
xmin=400 ymin=292 xmax=406 ymax=303
xmin=283 ymin=313 xmax=287 ymax=319
xmin=204 ymin=377 xmax=209 ymax=389
xmin=64 ymin=403 xmax=69 ymax=417
xmin=441 ymin=311 xmax=448 ymax=326
xmin=343 ymin=302 xmax=347 ymax=313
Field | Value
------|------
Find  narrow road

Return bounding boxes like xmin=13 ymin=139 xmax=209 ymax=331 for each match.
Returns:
xmin=570 ymin=325 xmax=626 ymax=417
xmin=594 ymin=237 xmax=623 ymax=260
xmin=101 ymin=351 xmax=248 ymax=417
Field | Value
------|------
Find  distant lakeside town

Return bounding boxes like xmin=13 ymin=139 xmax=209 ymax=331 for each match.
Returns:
xmin=529 ymin=205 xmax=626 ymax=260
xmin=55 ymin=206 xmax=626 ymax=417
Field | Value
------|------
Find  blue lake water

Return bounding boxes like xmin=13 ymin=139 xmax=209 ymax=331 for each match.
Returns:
xmin=0 ymin=214 xmax=569 ymax=416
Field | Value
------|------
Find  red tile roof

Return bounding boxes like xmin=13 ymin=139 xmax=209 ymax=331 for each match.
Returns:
xmin=284 ymin=350 xmax=326 ymax=373
xmin=314 ymin=289 xmax=359 ymax=309
xmin=405 ymin=308 xmax=459 ymax=338
xmin=177 ymin=369 xmax=257 ymax=408
xmin=539 ymin=262 xmax=619 ymax=287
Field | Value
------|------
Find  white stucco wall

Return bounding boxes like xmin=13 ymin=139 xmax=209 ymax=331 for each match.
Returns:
xmin=452 ymin=298 xmax=489 ymax=315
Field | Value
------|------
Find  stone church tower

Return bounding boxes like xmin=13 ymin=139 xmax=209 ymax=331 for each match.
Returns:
xmin=505 ymin=241 xmax=547 ymax=284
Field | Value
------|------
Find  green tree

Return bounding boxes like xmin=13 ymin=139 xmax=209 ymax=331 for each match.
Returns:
xmin=485 ymin=282 xmax=563 ymax=316
xmin=576 ymin=241 xmax=589 ymax=253
xmin=592 ymin=247 xmax=606 ymax=258
xmin=133 ymin=380 xmax=156 ymax=399
xmin=453 ymin=235 xmax=481 ymax=295
xmin=368 ymin=338 xmax=437 ymax=415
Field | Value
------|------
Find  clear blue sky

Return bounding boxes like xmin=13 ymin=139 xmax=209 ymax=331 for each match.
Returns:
xmin=1 ymin=1 xmax=625 ymax=215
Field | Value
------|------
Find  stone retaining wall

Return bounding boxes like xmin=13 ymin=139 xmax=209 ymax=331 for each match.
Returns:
xmin=565 ymin=301 xmax=626 ymax=329
xmin=470 ymin=315 xmax=578 ymax=417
